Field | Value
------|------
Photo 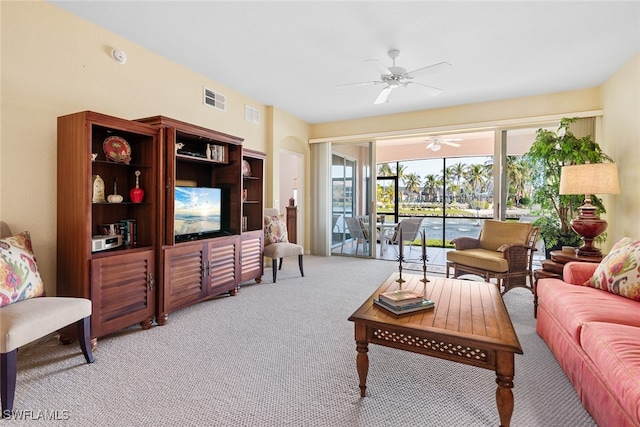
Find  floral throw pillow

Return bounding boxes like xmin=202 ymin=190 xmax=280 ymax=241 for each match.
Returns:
xmin=585 ymin=237 xmax=640 ymax=301
xmin=0 ymin=231 xmax=46 ymax=308
xmin=264 ymin=215 xmax=288 ymax=245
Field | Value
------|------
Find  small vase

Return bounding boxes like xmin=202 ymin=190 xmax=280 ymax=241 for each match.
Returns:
xmin=130 ymin=170 xmax=144 ymax=203
xmin=108 ymin=178 xmax=123 ymax=203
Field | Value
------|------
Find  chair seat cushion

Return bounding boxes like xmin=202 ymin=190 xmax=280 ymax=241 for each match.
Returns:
xmin=0 ymin=297 xmax=92 ymax=353
xmin=263 ymin=242 xmax=303 ymax=259
xmin=446 ymin=248 xmax=508 ymax=273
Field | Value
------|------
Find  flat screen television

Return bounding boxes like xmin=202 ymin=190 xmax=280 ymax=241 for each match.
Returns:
xmin=174 ymin=186 xmax=224 ymax=242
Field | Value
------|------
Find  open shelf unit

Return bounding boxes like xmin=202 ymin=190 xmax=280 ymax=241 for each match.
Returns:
xmin=57 ymin=111 xmax=159 ymax=348
xmin=240 ymin=149 xmax=266 ymax=284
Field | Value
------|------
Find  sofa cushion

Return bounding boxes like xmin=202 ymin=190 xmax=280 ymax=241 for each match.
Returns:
xmin=586 ymin=237 xmax=640 ymax=301
xmin=0 ymin=231 xmax=45 ymax=308
xmin=537 ymin=278 xmax=640 ymax=343
xmin=446 ymin=248 xmax=508 ymax=273
xmin=478 ymin=220 xmax=532 ymax=251
xmin=580 ymin=322 xmax=640 ymax=426
xmin=264 ymin=215 xmax=288 ymax=245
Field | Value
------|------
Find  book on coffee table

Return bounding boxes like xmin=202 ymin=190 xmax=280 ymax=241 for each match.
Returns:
xmin=374 ymin=297 xmax=435 ymax=315
xmin=378 ymin=289 xmax=424 ymax=307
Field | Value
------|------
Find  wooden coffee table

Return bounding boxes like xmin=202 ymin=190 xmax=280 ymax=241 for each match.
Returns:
xmin=348 ymin=273 xmax=523 ymax=427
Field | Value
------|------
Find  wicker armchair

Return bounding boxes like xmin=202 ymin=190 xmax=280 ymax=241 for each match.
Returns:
xmin=446 ymin=220 xmax=540 ymax=295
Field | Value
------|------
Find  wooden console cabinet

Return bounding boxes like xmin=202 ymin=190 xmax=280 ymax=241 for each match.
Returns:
xmin=57 ymin=111 xmax=159 ymax=347
xmin=136 ymin=116 xmax=264 ymax=324
xmin=58 ymin=111 xmax=266 ymax=341
xmin=161 ymin=235 xmax=239 ymax=321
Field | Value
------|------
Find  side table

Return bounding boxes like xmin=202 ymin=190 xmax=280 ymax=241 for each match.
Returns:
xmin=533 ymin=250 xmax=602 ymax=317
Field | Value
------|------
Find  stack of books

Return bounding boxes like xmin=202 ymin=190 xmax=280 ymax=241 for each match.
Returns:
xmin=374 ymin=289 xmax=435 ymax=315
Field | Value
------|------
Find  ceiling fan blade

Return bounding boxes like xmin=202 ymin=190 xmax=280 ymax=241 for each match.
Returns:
xmin=441 ymin=141 xmax=461 ymax=147
xmin=374 ymin=86 xmax=394 ymax=104
xmin=336 ymin=80 xmax=380 ymax=89
xmin=407 ymin=81 xmax=443 ymax=96
xmin=425 ymin=142 xmax=436 ymax=150
xmin=365 ymin=59 xmax=392 ymax=76
xmin=406 ymin=62 xmax=452 ymax=79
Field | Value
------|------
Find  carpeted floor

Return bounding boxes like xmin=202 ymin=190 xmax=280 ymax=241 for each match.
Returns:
xmin=9 ymin=256 xmax=595 ymax=426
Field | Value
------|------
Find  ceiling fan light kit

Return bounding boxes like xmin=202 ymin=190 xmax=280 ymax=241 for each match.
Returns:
xmin=425 ymin=137 xmax=462 ymax=151
xmin=337 ymin=49 xmax=452 ymax=105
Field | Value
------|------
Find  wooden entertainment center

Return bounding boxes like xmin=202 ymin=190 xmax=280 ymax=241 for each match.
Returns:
xmin=57 ymin=111 xmax=265 ymax=346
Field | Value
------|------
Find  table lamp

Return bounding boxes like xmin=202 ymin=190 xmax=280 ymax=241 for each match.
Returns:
xmin=559 ymin=163 xmax=620 ymax=257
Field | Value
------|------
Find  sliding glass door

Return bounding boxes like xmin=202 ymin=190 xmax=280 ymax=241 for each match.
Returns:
xmin=331 ymin=141 xmax=374 ymax=258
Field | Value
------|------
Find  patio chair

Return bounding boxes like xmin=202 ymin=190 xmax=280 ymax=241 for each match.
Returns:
xmin=383 ymin=217 xmax=424 ymax=256
xmin=343 ymin=216 xmax=371 ymax=255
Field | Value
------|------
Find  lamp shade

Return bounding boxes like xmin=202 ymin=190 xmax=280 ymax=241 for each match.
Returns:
xmin=559 ymin=163 xmax=620 ymax=195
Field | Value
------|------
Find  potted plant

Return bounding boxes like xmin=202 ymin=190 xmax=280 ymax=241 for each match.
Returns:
xmin=524 ymin=117 xmax=613 ymax=256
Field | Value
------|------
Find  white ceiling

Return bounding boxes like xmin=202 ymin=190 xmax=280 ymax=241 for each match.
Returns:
xmin=50 ymin=1 xmax=640 ymax=125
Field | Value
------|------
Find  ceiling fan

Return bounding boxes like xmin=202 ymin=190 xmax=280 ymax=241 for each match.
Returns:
xmin=337 ymin=49 xmax=452 ymax=104
xmin=425 ymin=137 xmax=462 ymax=152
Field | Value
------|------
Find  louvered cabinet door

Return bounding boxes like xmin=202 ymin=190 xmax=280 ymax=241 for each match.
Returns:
xmin=90 ymin=250 xmax=156 ymax=339
xmin=207 ymin=235 xmax=240 ymax=296
xmin=240 ymin=230 xmax=263 ymax=284
xmin=161 ymin=242 xmax=208 ymax=317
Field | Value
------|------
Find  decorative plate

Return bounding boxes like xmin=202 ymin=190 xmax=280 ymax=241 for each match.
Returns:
xmin=103 ymin=136 xmax=132 ymax=164
xmin=242 ymin=160 xmax=252 ymax=177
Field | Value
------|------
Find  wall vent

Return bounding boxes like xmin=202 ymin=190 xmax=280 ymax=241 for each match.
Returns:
xmin=245 ymin=105 xmax=260 ymax=124
xmin=203 ymin=87 xmax=226 ymax=111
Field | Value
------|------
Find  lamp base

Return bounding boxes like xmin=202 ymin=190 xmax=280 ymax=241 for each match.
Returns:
xmin=570 ymin=203 xmax=608 ymax=258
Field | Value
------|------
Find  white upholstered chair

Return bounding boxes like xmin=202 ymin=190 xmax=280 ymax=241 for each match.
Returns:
xmin=263 ymin=209 xmax=304 ymax=283
xmin=0 ymin=221 xmax=94 ymax=417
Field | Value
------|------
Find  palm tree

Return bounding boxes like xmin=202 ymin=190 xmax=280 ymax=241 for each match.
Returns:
xmin=449 ymin=162 xmax=466 ymax=187
xmin=394 ymin=163 xmax=407 ymax=182
xmin=506 ymin=156 xmax=531 ymax=206
xmin=422 ymin=174 xmax=440 ymax=202
xmin=377 ymin=163 xmax=394 ymax=177
xmin=466 ymin=163 xmax=488 ymax=201
xmin=402 ymin=172 xmax=422 ymax=201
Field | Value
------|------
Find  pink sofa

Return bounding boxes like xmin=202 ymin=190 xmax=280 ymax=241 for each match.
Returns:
xmin=536 ymin=261 xmax=640 ymax=427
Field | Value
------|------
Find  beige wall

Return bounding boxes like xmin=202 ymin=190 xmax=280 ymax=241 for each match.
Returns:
xmin=600 ymin=54 xmax=640 ymax=250
xmin=1 ymin=1 xmax=271 ymax=294
xmin=267 ymin=107 xmax=311 ymax=249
